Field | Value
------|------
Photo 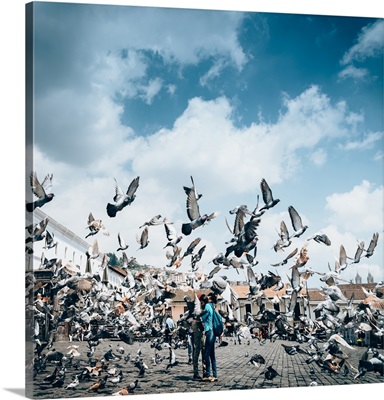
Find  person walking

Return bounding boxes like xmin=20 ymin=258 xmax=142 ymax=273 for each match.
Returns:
xmin=199 ymin=293 xmax=218 ymax=382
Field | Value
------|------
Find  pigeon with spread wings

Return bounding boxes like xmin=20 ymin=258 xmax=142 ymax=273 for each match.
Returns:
xmin=364 ymin=232 xmax=379 ymax=258
xmin=26 ymin=171 xmax=54 ymax=212
xmin=106 ymin=176 xmax=139 ymax=217
xmin=181 ymin=178 xmax=218 ymax=236
xmin=85 ymin=212 xmax=109 ymax=238
xmin=259 ymin=178 xmax=280 ymax=212
xmin=288 ymin=206 xmax=308 ymax=239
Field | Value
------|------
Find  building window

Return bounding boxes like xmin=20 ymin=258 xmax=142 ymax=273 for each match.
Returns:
xmin=245 ymin=303 xmax=252 ymax=314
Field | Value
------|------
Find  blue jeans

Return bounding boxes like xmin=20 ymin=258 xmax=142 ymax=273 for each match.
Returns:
xmin=203 ymin=329 xmax=217 ymax=378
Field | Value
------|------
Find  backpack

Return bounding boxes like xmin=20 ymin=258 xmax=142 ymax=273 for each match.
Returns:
xmin=210 ymin=304 xmax=224 ymax=337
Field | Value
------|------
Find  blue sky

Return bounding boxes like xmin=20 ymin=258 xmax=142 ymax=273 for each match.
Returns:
xmin=28 ymin=1 xmax=383 ymax=286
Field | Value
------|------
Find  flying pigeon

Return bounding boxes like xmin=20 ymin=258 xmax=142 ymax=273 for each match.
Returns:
xmin=26 ymin=171 xmax=54 ymax=212
xmin=288 ymin=206 xmax=308 ymax=239
xmin=308 ymin=232 xmax=331 ymax=246
xmin=85 ymin=212 xmax=109 ymax=238
xmin=364 ymin=232 xmax=379 ymax=258
xmin=25 ymin=217 xmax=49 ymax=244
xmin=137 ymin=227 xmax=150 ymax=250
xmin=347 ymin=240 xmax=364 ymax=264
xmin=182 ymin=237 xmax=202 ymax=258
xmin=139 ymin=214 xmax=165 ymax=228
xmin=117 ymin=232 xmax=129 ymax=251
xmin=106 ymin=176 xmax=140 ymax=217
xmin=43 ymin=230 xmax=58 ymax=250
xmin=163 ymin=222 xmax=183 ymax=248
xmin=181 ymin=179 xmax=218 ymax=236
xmin=273 ymin=221 xmax=292 ymax=251
xmin=259 ymin=178 xmax=280 ymax=212
xmin=271 ymin=247 xmax=298 ymax=267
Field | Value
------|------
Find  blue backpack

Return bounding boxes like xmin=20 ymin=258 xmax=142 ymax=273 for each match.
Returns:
xmin=210 ymin=304 xmax=224 ymax=337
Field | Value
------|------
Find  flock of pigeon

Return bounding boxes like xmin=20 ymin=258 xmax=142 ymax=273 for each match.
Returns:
xmin=25 ymin=171 xmax=383 ymax=395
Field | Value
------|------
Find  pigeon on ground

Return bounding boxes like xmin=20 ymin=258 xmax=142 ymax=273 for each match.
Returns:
xmin=65 ymin=375 xmax=79 ymax=390
xmin=263 ymin=366 xmax=279 ymax=380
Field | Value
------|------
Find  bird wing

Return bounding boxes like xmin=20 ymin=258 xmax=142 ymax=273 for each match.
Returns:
xmin=41 ymin=173 xmax=53 ymax=194
xmin=260 ymin=178 xmax=273 ymax=205
xmin=77 ymin=278 xmax=94 ymax=292
xmin=208 ymin=265 xmax=221 ymax=279
xmin=140 ymin=227 xmax=149 ymax=246
xmin=126 ymin=176 xmax=140 ymax=198
xmin=44 ymin=231 xmax=54 ymax=246
xmin=288 ymin=206 xmax=303 ymax=231
xmin=185 ymin=188 xmax=200 ymax=221
xmin=280 ymin=221 xmax=289 ymax=240
xmin=244 ymin=218 xmax=260 ymax=242
xmin=366 ymin=232 xmax=379 ymax=252
xmin=30 ymin=171 xmax=46 ymax=199
xmin=339 ymin=244 xmax=347 ymax=265
xmin=233 ymin=209 xmax=246 ymax=236
xmin=118 ymin=233 xmax=125 ymax=248
xmin=225 ymin=217 xmax=233 ymax=235
xmin=87 ymin=212 xmax=95 ymax=225
xmin=164 ymin=223 xmax=177 ymax=241
xmin=197 ymin=245 xmax=206 ymax=257
xmin=112 ymin=179 xmax=124 ymax=202
xmin=247 ymin=266 xmax=258 ymax=288
xmin=35 ymin=217 xmax=49 ymax=236
xmin=185 ymin=237 xmax=201 ymax=255
xmin=328 ymin=334 xmax=355 ymax=349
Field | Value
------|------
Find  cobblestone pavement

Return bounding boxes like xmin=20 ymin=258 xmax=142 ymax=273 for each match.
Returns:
xmin=31 ymin=337 xmax=383 ymax=398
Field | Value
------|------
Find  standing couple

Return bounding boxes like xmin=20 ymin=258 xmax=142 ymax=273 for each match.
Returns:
xmin=192 ymin=292 xmax=221 ymax=382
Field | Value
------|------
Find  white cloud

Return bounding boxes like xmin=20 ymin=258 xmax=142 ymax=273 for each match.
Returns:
xmin=325 ymin=180 xmax=383 ymax=234
xmin=341 ymin=131 xmax=383 ymax=151
xmin=32 ymin=85 xmax=382 ymax=284
xmin=374 ymin=150 xmax=383 ymax=161
xmin=338 ymin=19 xmax=383 ymax=81
xmin=35 ymin=5 xmax=247 ymax=99
xmin=310 ymin=148 xmax=327 ymax=166
xmin=139 ymin=78 xmax=163 ymax=104
xmin=338 ymin=65 xmax=369 ymax=81
xmin=35 ymin=88 xmax=134 ymax=167
xmin=199 ymin=59 xmax=227 ymax=87
xmin=341 ymin=19 xmax=384 ymax=65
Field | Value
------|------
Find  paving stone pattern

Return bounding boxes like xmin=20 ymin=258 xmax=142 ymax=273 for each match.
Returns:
xmin=31 ymin=337 xmax=383 ymax=398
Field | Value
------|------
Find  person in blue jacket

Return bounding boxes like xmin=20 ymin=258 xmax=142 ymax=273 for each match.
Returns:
xmin=199 ymin=293 xmax=218 ymax=382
